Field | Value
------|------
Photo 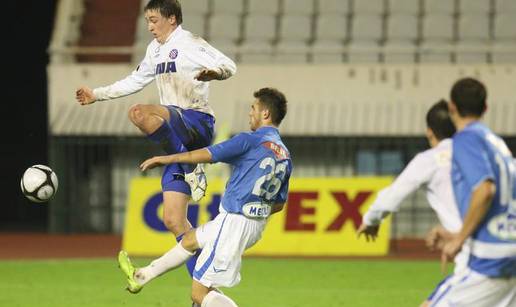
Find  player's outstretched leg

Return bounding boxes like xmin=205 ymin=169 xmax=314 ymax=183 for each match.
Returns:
xmin=119 ymin=237 xmax=195 ymax=292
xmin=117 ymin=251 xmax=143 ymax=294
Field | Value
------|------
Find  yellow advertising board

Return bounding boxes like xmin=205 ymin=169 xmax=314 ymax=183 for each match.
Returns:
xmin=122 ymin=177 xmax=392 ymax=257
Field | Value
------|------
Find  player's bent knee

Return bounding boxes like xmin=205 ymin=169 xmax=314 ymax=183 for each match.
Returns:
xmin=128 ymin=104 xmax=145 ymax=125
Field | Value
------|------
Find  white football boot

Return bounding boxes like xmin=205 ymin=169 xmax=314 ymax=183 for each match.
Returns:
xmin=185 ymin=164 xmax=207 ymax=202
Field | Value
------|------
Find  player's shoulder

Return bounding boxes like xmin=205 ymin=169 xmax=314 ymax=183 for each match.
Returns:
xmin=453 ymin=126 xmax=485 ymax=146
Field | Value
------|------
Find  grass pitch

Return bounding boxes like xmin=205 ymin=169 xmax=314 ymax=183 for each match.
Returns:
xmin=0 ymin=257 xmax=445 ymax=306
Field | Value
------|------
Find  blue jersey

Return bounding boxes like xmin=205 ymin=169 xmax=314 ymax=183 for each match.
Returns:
xmin=451 ymin=122 xmax=516 ymax=277
xmin=207 ymin=126 xmax=292 ymax=218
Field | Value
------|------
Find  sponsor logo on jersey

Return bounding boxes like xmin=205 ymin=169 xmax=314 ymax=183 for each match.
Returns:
xmin=169 ymin=49 xmax=178 ymax=59
xmin=242 ymin=202 xmax=271 ymax=218
xmin=262 ymin=141 xmax=289 ymax=160
xmin=155 ymin=61 xmax=177 ymax=75
xmin=488 ymin=213 xmax=516 ymax=240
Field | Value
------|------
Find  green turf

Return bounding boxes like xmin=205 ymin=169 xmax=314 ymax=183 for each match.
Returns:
xmin=0 ymin=258 xmax=446 ymax=306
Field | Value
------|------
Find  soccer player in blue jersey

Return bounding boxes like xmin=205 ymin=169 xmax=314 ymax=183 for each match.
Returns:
xmin=429 ymin=78 xmax=516 ymax=306
xmin=118 ymin=88 xmax=292 ymax=307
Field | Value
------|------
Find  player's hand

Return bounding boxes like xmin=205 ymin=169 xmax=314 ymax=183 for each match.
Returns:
xmin=140 ymin=156 xmax=173 ymax=171
xmin=426 ymin=225 xmax=453 ymax=251
xmin=194 ymin=69 xmax=221 ymax=81
xmin=75 ymin=86 xmax=97 ymax=105
xmin=440 ymin=235 xmax=463 ymax=274
xmin=357 ymin=223 xmax=380 ymax=242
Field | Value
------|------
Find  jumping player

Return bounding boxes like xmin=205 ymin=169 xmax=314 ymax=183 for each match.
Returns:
xmin=75 ymin=0 xmax=236 ymax=278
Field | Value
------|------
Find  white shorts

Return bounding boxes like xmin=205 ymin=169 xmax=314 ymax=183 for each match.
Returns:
xmin=192 ymin=212 xmax=266 ymax=288
xmin=430 ymin=268 xmax=516 ymax=307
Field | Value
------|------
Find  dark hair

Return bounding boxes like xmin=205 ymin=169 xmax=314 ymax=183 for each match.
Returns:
xmin=426 ymin=99 xmax=456 ymax=140
xmin=144 ymin=0 xmax=183 ymax=25
xmin=254 ymin=88 xmax=288 ymax=126
xmin=450 ymin=77 xmax=487 ymax=117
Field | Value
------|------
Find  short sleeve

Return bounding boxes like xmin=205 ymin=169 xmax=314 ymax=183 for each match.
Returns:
xmin=207 ymin=133 xmax=252 ymax=163
xmin=453 ymin=131 xmax=495 ymax=189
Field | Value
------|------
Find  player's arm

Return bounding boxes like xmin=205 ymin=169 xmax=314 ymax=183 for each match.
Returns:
xmin=190 ymin=40 xmax=237 ymax=82
xmin=358 ymin=153 xmax=434 ymax=241
xmin=140 ymin=148 xmax=213 ymax=171
xmin=76 ymin=49 xmax=155 ymax=105
xmin=140 ymin=133 xmax=251 ymax=171
xmin=441 ymin=180 xmax=495 ymax=264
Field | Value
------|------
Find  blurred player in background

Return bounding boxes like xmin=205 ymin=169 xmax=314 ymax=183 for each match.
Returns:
xmin=75 ymin=0 xmax=237 ymax=278
xmin=356 ymin=100 xmax=469 ymax=306
xmin=118 ymin=88 xmax=292 ymax=307
xmin=431 ymin=78 xmax=516 ymax=306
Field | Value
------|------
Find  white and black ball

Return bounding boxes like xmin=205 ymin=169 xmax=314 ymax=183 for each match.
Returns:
xmin=20 ymin=165 xmax=58 ymax=203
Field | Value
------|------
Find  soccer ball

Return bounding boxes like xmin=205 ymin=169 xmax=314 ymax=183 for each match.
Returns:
xmin=20 ymin=165 xmax=58 ymax=203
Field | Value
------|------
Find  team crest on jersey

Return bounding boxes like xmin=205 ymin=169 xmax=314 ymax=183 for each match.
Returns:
xmin=262 ymin=142 xmax=289 ymax=160
xmin=169 ymin=49 xmax=178 ymax=59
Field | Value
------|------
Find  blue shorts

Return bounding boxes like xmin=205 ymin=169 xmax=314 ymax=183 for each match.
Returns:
xmin=161 ymin=106 xmax=215 ymax=193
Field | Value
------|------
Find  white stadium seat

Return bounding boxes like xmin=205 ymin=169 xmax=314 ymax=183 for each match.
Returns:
xmin=282 ymin=0 xmax=315 ymax=15
xmin=248 ymin=0 xmax=281 ymax=15
xmin=212 ymin=0 xmax=245 ymax=15
xmin=318 ymin=0 xmax=351 ymax=15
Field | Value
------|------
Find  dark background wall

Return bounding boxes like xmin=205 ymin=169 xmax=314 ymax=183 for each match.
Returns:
xmin=1 ymin=1 xmax=56 ymax=231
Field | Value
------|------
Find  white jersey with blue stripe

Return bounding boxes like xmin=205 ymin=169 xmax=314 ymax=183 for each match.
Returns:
xmin=451 ymin=122 xmax=516 ymax=277
xmin=93 ymin=26 xmax=237 ymax=117
xmin=207 ymin=126 xmax=292 ymax=217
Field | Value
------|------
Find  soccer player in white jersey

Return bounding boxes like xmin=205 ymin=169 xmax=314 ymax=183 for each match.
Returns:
xmin=117 ymin=88 xmax=292 ymax=307
xmin=357 ymin=100 xmax=469 ymax=306
xmin=430 ymin=78 xmax=516 ymax=306
xmin=75 ymin=0 xmax=237 ymax=278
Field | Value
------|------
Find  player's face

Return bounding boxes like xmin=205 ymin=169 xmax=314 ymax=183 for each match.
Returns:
xmin=144 ymin=9 xmax=176 ymax=43
xmin=248 ymin=100 xmax=263 ymax=131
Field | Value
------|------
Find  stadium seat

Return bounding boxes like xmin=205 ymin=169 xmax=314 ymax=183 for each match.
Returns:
xmin=386 ymin=14 xmax=419 ymax=43
xmin=317 ymin=0 xmax=351 ymax=15
xmin=457 ymin=14 xmax=490 ymax=43
xmin=351 ymin=14 xmax=384 ymax=43
xmin=182 ymin=14 xmax=206 ymax=37
xmin=455 ymin=13 xmax=491 ymax=63
xmin=208 ymin=14 xmax=241 ymax=43
xmin=388 ymin=0 xmax=421 ymax=15
xmin=420 ymin=14 xmax=455 ymax=63
xmin=493 ymin=13 xmax=516 ymax=41
xmin=278 ymin=15 xmax=312 ymax=43
xmin=383 ymin=15 xmax=418 ymax=63
xmin=311 ymin=14 xmax=347 ymax=63
xmin=180 ymin=0 xmax=209 ymax=15
xmin=248 ymin=0 xmax=281 ymax=15
xmin=492 ymin=13 xmax=516 ymax=63
xmin=282 ymin=0 xmax=315 ymax=15
xmin=458 ymin=0 xmax=492 ymax=14
xmin=275 ymin=15 xmax=312 ymax=63
xmin=348 ymin=14 xmax=383 ymax=63
xmin=212 ymin=0 xmax=245 ymax=15
xmin=353 ymin=0 xmax=386 ymax=15
xmin=421 ymin=14 xmax=455 ymax=43
xmin=495 ymin=0 xmax=516 ymax=13
xmin=239 ymin=14 xmax=277 ymax=63
xmin=422 ymin=0 xmax=456 ymax=14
